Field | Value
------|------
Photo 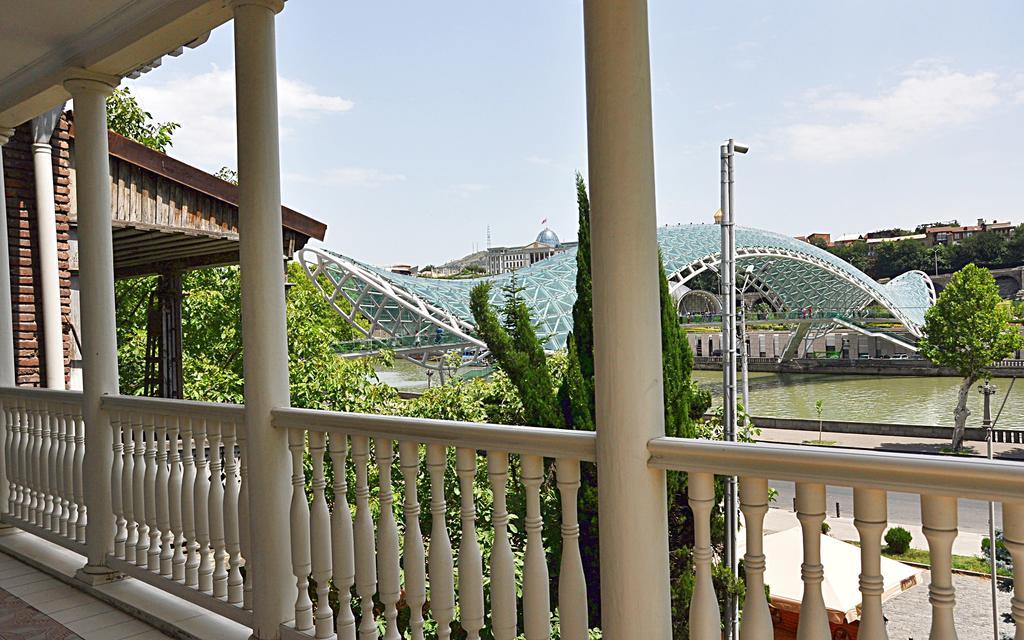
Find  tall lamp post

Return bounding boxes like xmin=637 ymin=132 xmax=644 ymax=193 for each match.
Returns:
xmin=719 ymin=139 xmax=748 ymax=640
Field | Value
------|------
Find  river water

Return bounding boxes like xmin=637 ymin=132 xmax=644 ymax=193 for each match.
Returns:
xmin=375 ymin=360 xmax=1024 ymax=428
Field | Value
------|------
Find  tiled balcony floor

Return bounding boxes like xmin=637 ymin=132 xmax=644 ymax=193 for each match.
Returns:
xmin=0 ymin=530 xmax=250 ymax=640
xmin=0 ymin=550 xmax=172 ymax=640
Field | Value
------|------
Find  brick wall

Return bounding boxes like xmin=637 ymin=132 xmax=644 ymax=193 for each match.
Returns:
xmin=2 ymin=113 xmax=73 ymax=387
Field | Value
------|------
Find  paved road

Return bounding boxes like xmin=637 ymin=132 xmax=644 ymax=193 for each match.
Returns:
xmin=770 ymin=480 xmax=1001 ymax=534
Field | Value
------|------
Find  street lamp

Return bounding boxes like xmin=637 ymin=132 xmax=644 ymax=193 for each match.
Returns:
xmin=719 ymin=139 xmax=748 ymax=640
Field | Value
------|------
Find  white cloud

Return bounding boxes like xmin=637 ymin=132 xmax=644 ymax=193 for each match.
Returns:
xmin=783 ymin=64 xmax=1006 ymax=162
xmin=128 ymin=64 xmax=353 ymax=171
xmin=288 ymin=167 xmax=406 ymax=188
xmin=442 ymin=183 xmax=488 ymax=198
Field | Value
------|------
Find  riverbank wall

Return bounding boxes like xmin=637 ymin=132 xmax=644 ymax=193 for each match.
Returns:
xmin=694 ymin=357 xmax=1024 ymax=378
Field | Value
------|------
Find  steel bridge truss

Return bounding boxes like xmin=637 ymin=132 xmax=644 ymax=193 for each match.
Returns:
xmin=298 ymin=248 xmax=487 ymax=374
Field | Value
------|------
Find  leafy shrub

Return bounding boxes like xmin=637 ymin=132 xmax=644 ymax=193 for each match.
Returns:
xmin=885 ymin=526 xmax=913 ymax=554
xmin=821 ymin=521 xmax=831 ymax=535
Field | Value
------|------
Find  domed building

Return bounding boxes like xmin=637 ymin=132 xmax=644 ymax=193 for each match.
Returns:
xmin=536 ymin=227 xmax=561 ymax=247
xmin=484 ymin=226 xmax=576 ymax=274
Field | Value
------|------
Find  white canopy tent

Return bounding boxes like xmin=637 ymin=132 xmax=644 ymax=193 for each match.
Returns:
xmin=762 ymin=527 xmax=924 ymax=624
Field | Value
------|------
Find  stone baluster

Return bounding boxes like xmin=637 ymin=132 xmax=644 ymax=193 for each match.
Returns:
xmin=288 ymin=428 xmax=313 ymax=632
xmin=156 ymin=415 xmax=173 ymax=577
xmin=1003 ymin=500 xmax=1024 ymax=640
xmin=17 ymin=402 xmax=29 ymax=521
xmin=22 ymin=405 xmax=32 ymax=520
xmin=39 ymin=403 xmax=53 ymax=528
xmin=456 ymin=448 xmax=484 ymax=640
xmin=19 ymin=402 xmax=30 ymax=522
xmin=922 ymin=494 xmax=958 ymax=640
xmin=688 ymin=471 xmax=720 ymax=639
xmin=488 ymin=451 xmax=517 ymax=640
xmin=52 ymin=408 xmax=65 ymax=533
xmin=30 ymin=403 xmax=43 ymax=525
xmin=133 ymin=414 xmax=148 ymax=565
xmin=144 ymin=415 xmax=159 ymax=570
xmin=853 ymin=487 xmax=888 ymax=640
xmin=398 ymin=440 xmax=425 ymax=640
xmin=521 ymin=455 xmax=550 ymax=640
xmin=739 ymin=476 xmax=773 ymax=640
xmin=194 ymin=418 xmax=213 ymax=593
xmin=796 ymin=482 xmax=830 ymax=640
xmin=557 ymin=458 xmax=587 ymax=640
xmin=111 ymin=412 xmax=126 ymax=557
xmin=181 ymin=417 xmax=200 ymax=588
xmin=207 ymin=420 xmax=228 ymax=598
xmin=238 ymin=427 xmax=252 ymax=610
xmin=330 ymin=433 xmax=356 ymax=640
xmin=169 ymin=416 xmax=186 ymax=582
xmin=49 ymin=407 xmax=62 ymax=532
xmin=122 ymin=413 xmax=138 ymax=559
xmin=7 ymin=404 xmax=20 ymax=519
xmin=309 ymin=431 xmax=334 ymax=639
xmin=59 ymin=407 xmax=73 ymax=537
xmin=223 ymin=422 xmax=243 ymax=605
xmin=352 ymin=435 xmax=378 ymax=640
xmin=426 ymin=444 xmax=454 ymax=640
xmin=375 ymin=438 xmax=401 ymax=640
xmin=72 ymin=411 xmax=86 ymax=543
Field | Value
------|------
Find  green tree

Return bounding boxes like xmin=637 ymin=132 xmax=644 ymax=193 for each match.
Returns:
xmin=215 ymin=166 xmax=239 ymax=184
xmin=105 ymin=87 xmax=180 ymax=152
xmin=114 ymin=263 xmax=387 ymax=409
xmin=1005 ymin=224 xmax=1024 ymax=265
xmin=468 ymin=281 xmax=564 ymax=428
xmin=918 ymin=264 xmax=1024 ymax=450
xmin=949 ymin=231 xmax=1008 ymax=270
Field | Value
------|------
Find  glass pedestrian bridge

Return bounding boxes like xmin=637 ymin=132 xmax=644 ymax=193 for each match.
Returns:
xmin=299 ymin=223 xmax=936 ymax=359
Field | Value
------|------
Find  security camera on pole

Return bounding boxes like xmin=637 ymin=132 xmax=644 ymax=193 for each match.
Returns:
xmin=719 ymin=138 xmax=748 ymax=640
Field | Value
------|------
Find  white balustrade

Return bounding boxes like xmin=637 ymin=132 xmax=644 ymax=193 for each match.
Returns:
xmin=181 ymin=416 xmax=200 ymax=588
xmin=133 ymin=413 xmax=148 ymax=565
xmin=795 ymin=482 xmax=830 ymax=640
xmin=288 ymin=427 xmax=313 ymax=632
xmin=488 ymin=451 xmax=516 ymax=640
xmin=399 ymin=440 xmax=426 ymax=640
xmin=521 ymin=455 xmax=550 ymax=640
xmin=426 ymin=443 xmax=455 ymax=640
xmin=308 ymin=431 xmax=334 ymax=640
xmin=156 ymin=415 xmax=173 ymax=577
xmin=193 ymin=418 xmax=213 ymax=593
xmin=456 ymin=447 xmax=484 ymax=640
xmin=853 ymin=487 xmax=888 ymax=640
xmin=169 ymin=415 xmax=186 ymax=582
xmin=112 ymin=411 xmax=127 ymax=557
xmin=208 ymin=420 xmax=228 ymax=598
xmin=1004 ymin=501 xmax=1024 ymax=640
xmin=738 ymin=476 xmax=773 ymax=640
xmin=376 ymin=438 xmax=401 ymax=640
xmin=0 ymin=391 xmax=84 ymax=544
xmin=145 ymin=415 xmax=160 ymax=571
xmin=922 ymin=494 xmax=958 ymax=640
xmin=687 ymin=471 xmax=720 ymax=640
xmin=351 ymin=435 xmax=378 ymax=640
xmin=330 ymin=432 xmax=357 ymax=640
xmin=271 ymin=409 xmax=596 ymax=640
xmin=224 ymin=422 xmax=244 ymax=605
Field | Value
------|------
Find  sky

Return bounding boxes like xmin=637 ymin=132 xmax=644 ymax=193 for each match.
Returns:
xmin=124 ymin=1 xmax=1024 ymax=266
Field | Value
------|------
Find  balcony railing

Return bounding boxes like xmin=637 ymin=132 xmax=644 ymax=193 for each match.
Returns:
xmin=3 ymin=385 xmax=1024 ymax=639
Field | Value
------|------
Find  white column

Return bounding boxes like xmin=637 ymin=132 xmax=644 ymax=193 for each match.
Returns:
xmin=854 ymin=487 xmax=889 ymax=640
xmin=230 ymin=1 xmax=292 ymax=637
xmin=922 ymin=495 xmax=959 ymax=640
xmin=0 ymin=128 xmax=15 ymax=523
xmin=31 ymin=105 xmax=66 ymax=389
xmin=584 ymin=0 xmax=671 ymax=636
xmin=63 ymin=70 xmax=120 ymax=582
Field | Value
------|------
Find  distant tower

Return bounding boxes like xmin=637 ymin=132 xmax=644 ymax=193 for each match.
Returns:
xmin=486 ymin=225 xmax=492 ymax=249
